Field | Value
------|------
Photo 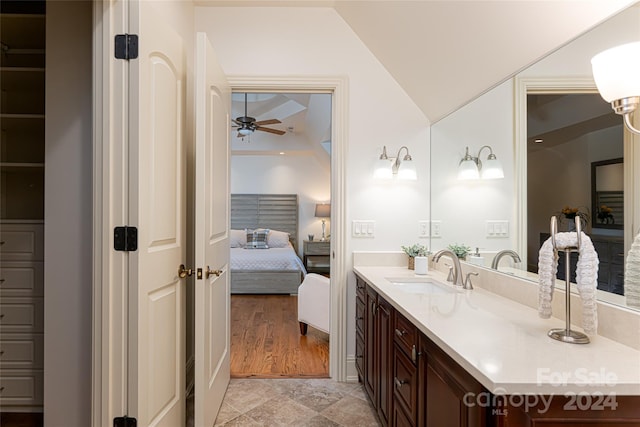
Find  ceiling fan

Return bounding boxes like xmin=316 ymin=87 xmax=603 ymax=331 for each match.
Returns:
xmin=232 ymin=93 xmax=286 ymax=138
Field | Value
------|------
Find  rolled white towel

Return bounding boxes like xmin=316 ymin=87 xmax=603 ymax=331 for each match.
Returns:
xmin=538 ymin=232 xmax=599 ymax=335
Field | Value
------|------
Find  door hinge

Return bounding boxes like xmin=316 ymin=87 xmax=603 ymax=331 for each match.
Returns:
xmin=114 ymin=226 xmax=138 ymax=252
xmin=114 ymin=416 xmax=137 ymax=427
xmin=114 ymin=34 xmax=139 ymax=60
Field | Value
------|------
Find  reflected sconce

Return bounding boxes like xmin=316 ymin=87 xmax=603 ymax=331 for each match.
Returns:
xmin=591 ymin=41 xmax=640 ymax=135
xmin=458 ymin=145 xmax=504 ymax=180
xmin=373 ymin=146 xmax=417 ymax=180
xmin=314 ymin=203 xmax=331 ymax=241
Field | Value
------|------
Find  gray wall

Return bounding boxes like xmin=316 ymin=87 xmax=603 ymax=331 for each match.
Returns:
xmin=44 ymin=1 xmax=93 ymax=425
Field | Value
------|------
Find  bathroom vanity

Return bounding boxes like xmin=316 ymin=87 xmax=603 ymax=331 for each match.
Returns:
xmin=354 ymin=267 xmax=640 ymax=426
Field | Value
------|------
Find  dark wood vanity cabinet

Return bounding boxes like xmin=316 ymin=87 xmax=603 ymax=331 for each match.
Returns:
xmin=357 ymin=276 xmax=393 ymax=426
xmin=353 ymin=273 xmax=640 ymax=427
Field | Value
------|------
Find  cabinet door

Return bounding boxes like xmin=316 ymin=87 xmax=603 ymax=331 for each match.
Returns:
xmin=421 ymin=334 xmax=487 ymax=427
xmin=377 ymin=297 xmax=393 ymax=426
xmin=364 ymin=285 xmax=377 ymax=404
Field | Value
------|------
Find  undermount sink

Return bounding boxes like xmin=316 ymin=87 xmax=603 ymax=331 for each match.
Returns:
xmin=386 ymin=278 xmax=455 ymax=294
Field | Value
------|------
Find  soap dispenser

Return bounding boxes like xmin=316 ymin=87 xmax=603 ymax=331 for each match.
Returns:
xmin=468 ymin=247 xmax=485 ymax=267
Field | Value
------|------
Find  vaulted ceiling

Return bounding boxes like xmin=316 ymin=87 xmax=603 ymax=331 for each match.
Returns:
xmin=199 ymin=0 xmax=638 ymax=123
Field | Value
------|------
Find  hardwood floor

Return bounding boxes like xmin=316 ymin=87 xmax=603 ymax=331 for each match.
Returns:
xmin=230 ymin=294 xmax=329 ymax=378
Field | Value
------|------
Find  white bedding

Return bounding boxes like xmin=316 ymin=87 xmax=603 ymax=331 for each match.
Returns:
xmin=230 ymin=246 xmax=307 ymax=273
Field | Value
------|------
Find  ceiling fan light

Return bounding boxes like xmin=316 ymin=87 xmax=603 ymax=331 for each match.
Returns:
xmin=238 ymin=128 xmax=252 ymax=136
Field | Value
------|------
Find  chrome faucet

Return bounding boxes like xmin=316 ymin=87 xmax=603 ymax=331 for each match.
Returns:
xmin=491 ymin=249 xmax=522 ymax=270
xmin=433 ymin=249 xmax=469 ymax=289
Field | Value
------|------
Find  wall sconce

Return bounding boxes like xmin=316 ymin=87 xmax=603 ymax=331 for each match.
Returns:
xmin=314 ymin=203 xmax=331 ymax=241
xmin=458 ymin=145 xmax=504 ymax=180
xmin=591 ymin=41 xmax=640 ymax=135
xmin=373 ymin=146 xmax=417 ymax=180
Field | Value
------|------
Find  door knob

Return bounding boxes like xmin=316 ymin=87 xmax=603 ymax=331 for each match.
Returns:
xmin=205 ymin=266 xmax=222 ymax=279
xmin=178 ymin=264 xmax=193 ymax=278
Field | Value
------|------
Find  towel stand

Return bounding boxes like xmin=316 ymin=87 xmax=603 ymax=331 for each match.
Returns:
xmin=548 ymin=215 xmax=590 ymax=344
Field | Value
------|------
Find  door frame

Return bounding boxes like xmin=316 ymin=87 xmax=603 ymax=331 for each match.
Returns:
xmin=515 ymin=76 xmax=639 ymax=269
xmin=228 ymin=75 xmax=348 ymax=380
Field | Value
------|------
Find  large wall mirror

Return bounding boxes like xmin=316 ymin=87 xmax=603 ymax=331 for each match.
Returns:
xmin=430 ymin=3 xmax=640 ymax=310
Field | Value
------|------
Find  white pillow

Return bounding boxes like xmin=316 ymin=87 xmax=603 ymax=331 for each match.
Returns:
xmin=267 ymin=229 xmax=291 ymax=248
xmin=230 ymin=229 xmax=247 ymax=248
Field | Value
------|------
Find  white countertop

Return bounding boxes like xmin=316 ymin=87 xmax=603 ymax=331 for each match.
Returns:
xmin=354 ymin=266 xmax=640 ymax=395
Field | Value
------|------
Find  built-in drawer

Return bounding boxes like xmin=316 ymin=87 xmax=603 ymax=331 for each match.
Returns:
xmin=0 ymin=298 xmax=44 ymax=333
xmin=0 ymin=370 xmax=44 ymax=406
xmin=0 ymin=224 xmax=44 ymax=261
xmin=0 ymin=333 xmax=44 ymax=369
xmin=394 ymin=310 xmax=418 ymax=362
xmin=393 ymin=344 xmax=418 ymax=424
xmin=0 ymin=261 xmax=44 ymax=297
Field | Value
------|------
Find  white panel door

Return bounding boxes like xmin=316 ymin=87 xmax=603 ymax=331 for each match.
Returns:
xmin=129 ymin=3 xmax=186 ymax=426
xmin=194 ymin=32 xmax=231 ymax=427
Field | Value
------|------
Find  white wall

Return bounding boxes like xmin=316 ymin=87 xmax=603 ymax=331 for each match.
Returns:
xmin=196 ymin=6 xmax=430 ymax=362
xmin=231 ymin=154 xmax=331 ymax=254
xmin=44 ymin=2 xmax=92 ymax=425
xmin=430 ymin=80 xmax=515 ymax=255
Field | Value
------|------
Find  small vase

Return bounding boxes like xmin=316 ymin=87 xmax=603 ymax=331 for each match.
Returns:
xmin=408 ymin=257 xmax=415 ymax=270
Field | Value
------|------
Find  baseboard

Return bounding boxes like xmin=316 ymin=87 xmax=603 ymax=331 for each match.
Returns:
xmin=185 ymin=356 xmax=195 ymax=398
xmin=345 ymin=355 xmax=359 ymax=383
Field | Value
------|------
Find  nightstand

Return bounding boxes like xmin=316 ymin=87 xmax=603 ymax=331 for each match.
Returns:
xmin=303 ymin=240 xmax=330 ymax=275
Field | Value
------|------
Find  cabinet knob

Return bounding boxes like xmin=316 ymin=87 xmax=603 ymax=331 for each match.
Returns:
xmin=356 ymin=316 xmax=364 ymax=320
xmin=394 ymin=377 xmax=408 ymax=389
xmin=395 ymin=328 xmax=407 ymax=337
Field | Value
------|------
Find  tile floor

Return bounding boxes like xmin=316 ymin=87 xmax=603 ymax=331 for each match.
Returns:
xmin=213 ymin=378 xmax=380 ymax=426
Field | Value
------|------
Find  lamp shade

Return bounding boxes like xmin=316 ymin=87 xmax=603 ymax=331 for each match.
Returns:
xmin=397 ymin=160 xmax=417 ymax=180
xmin=458 ymin=159 xmax=479 ymax=180
xmin=591 ymin=41 xmax=640 ymax=103
xmin=374 ymin=158 xmax=393 ymax=179
xmin=315 ymin=203 xmax=331 ymax=218
xmin=481 ymin=157 xmax=504 ymax=179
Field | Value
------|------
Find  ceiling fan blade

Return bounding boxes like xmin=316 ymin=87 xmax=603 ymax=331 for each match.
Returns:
xmin=253 ymin=119 xmax=281 ymax=126
xmin=232 ymin=119 xmax=243 ymax=126
xmin=256 ymin=126 xmax=286 ymax=135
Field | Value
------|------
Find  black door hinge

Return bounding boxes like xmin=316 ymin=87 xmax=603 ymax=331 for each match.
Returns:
xmin=114 ymin=416 xmax=137 ymax=427
xmin=115 ymin=34 xmax=139 ymax=60
xmin=114 ymin=226 xmax=138 ymax=252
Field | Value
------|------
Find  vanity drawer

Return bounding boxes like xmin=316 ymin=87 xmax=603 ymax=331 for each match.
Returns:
xmin=0 ymin=333 xmax=43 ymax=369
xmin=0 ymin=224 xmax=44 ymax=261
xmin=355 ymin=276 xmax=366 ymax=300
xmin=393 ymin=344 xmax=418 ymax=424
xmin=0 ymin=262 xmax=44 ymax=297
xmin=394 ymin=310 xmax=418 ymax=362
xmin=0 ymin=298 xmax=44 ymax=333
xmin=0 ymin=370 xmax=44 ymax=406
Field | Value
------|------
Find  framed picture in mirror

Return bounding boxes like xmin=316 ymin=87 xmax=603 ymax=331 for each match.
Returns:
xmin=591 ymin=158 xmax=623 ymax=230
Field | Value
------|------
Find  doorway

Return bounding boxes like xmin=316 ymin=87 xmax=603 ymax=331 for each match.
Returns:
xmin=228 ymin=91 xmax=332 ymax=377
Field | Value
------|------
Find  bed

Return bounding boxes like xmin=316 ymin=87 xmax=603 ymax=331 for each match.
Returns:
xmin=230 ymin=194 xmax=306 ymax=294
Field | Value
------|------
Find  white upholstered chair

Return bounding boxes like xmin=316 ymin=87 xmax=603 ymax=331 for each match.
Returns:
xmin=297 ymin=273 xmax=330 ymax=335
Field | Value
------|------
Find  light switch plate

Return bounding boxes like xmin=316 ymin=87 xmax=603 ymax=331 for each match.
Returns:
xmin=352 ymin=220 xmax=375 ymax=238
xmin=418 ymin=220 xmax=429 ymax=238
xmin=486 ymin=220 xmax=509 ymax=237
